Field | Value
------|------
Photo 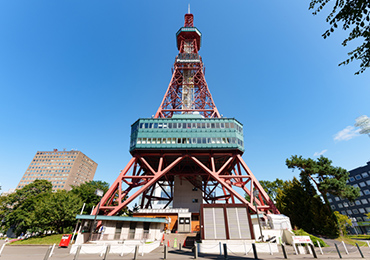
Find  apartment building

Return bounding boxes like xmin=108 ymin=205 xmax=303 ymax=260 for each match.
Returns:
xmin=328 ymin=161 xmax=370 ymax=234
xmin=17 ymin=149 xmax=98 ymax=191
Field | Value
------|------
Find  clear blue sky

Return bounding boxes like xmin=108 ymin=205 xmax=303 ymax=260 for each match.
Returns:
xmin=1 ymin=1 xmax=369 ymax=194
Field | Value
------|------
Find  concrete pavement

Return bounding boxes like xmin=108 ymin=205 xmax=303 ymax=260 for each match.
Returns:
xmin=1 ymin=242 xmax=370 ymax=260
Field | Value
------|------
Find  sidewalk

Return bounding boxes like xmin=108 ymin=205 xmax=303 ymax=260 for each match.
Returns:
xmin=1 ymin=243 xmax=369 ymax=260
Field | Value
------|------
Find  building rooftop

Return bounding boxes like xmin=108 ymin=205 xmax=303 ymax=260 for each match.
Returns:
xmin=76 ymin=214 xmax=168 ymax=223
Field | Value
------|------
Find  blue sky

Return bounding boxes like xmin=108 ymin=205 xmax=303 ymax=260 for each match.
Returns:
xmin=1 ymin=1 xmax=369 ymax=195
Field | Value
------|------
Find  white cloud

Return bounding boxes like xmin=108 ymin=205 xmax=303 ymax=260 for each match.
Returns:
xmin=313 ymin=149 xmax=328 ymax=157
xmin=333 ymin=126 xmax=360 ymax=142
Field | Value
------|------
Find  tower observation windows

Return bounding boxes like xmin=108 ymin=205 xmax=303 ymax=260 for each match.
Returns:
xmin=130 ymin=117 xmax=244 ymax=153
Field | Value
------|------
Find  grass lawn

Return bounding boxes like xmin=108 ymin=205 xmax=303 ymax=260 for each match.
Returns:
xmin=348 ymin=234 xmax=370 ymax=240
xmin=336 ymin=236 xmax=369 ymax=247
xmin=10 ymin=234 xmax=67 ymax=245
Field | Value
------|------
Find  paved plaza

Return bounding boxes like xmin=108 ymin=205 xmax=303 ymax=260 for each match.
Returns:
xmin=1 ymin=240 xmax=370 ymax=260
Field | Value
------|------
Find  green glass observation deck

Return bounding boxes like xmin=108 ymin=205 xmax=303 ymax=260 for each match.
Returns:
xmin=129 ymin=114 xmax=244 ymax=153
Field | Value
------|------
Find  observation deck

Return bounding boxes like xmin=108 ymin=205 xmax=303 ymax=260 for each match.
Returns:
xmin=129 ymin=114 xmax=244 ymax=153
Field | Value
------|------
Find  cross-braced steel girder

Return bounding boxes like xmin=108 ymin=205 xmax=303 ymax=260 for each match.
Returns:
xmin=155 ymin=61 xmax=220 ymax=119
xmin=93 ymin=151 xmax=279 ymax=216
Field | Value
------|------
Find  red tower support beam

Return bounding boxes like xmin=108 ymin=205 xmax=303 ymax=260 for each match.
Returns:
xmin=94 ymin=151 xmax=279 ymax=216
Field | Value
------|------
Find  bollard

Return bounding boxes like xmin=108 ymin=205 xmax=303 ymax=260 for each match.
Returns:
xmin=309 ymin=244 xmax=317 ymax=258
xmin=133 ymin=245 xmax=139 ymax=260
xmin=194 ymin=242 xmax=198 ymax=259
xmin=281 ymin=243 xmax=288 ymax=259
xmin=342 ymin=241 xmax=349 ymax=254
xmin=179 ymin=241 xmax=182 ymax=251
xmin=43 ymin=246 xmax=52 ymax=260
xmin=367 ymin=241 xmax=370 ymax=249
xmin=356 ymin=243 xmax=364 ymax=258
xmin=268 ymin=242 xmax=273 ymax=255
xmin=252 ymin=243 xmax=258 ymax=259
xmin=334 ymin=243 xmax=342 ymax=259
xmin=164 ymin=245 xmax=167 ymax=260
xmin=103 ymin=245 xmax=111 ymax=260
xmin=317 ymin=240 xmax=323 ymax=255
xmin=49 ymin=243 xmax=56 ymax=258
xmin=141 ymin=241 xmax=144 ymax=256
xmin=244 ymin=241 xmax=248 ymax=255
xmin=0 ymin=243 xmax=6 ymax=257
xmin=73 ymin=245 xmax=81 ymax=260
xmin=223 ymin=243 xmax=228 ymax=260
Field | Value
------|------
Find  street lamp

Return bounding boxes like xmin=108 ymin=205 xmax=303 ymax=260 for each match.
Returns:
xmin=88 ymin=188 xmax=104 ymax=241
xmin=253 ymin=190 xmax=264 ymax=242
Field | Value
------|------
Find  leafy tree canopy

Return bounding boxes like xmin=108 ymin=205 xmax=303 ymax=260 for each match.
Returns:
xmin=70 ymin=180 xmax=109 ymax=214
xmin=34 ymin=190 xmax=83 ymax=234
xmin=309 ymin=0 xmax=370 ymax=74
xmin=259 ymin=179 xmax=284 ymax=202
xmin=334 ymin=211 xmax=352 ymax=235
xmin=276 ymin=177 xmax=339 ymax=237
xmin=0 ymin=180 xmax=52 ymax=235
xmin=286 ymin=155 xmax=359 ymax=208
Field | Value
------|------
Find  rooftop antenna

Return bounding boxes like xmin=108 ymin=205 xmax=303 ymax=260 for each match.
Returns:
xmin=188 ymin=4 xmax=190 ymax=14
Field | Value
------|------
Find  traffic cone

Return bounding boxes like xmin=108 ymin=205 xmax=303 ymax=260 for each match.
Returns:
xmin=174 ymin=238 xmax=178 ymax=248
xmin=160 ymin=234 xmax=165 ymax=246
xmin=167 ymin=239 xmax=170 ymax=247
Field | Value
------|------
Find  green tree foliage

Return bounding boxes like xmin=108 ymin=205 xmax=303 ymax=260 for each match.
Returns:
xmin=0 ymin=180 xmax=110 ymax=236
xmin=70 ymin=180 xmax=109 ymax=214
xmin=276 ymin=178 xmax=339 ymax=237
xmin=0 ymin=180 xmax=52 ymax=235
xmin=334 ymin=211 xmax=352 ymax=235
xmin=34 ymin=190 xmax=83 ymax=234
xmin=259 ymin=179 xmax=284 ymax=201
xmin=286 ymin=155 xmax=359 ymax=211
xmin=309 ymin=0 xmax=370 ymax=74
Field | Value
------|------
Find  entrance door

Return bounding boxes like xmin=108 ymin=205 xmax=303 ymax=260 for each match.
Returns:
xmin=178 ymin=217 xmax=191 ymax=233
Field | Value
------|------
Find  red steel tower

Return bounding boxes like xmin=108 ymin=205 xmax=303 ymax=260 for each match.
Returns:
xmin=95 ymin=12 xmax=278 ymax=239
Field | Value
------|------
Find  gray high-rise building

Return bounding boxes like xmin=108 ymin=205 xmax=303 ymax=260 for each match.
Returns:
xmin=328 ymin=161 xmax=370 ymax=234
xmin=17 ymin=149 xmax=98 ymax=191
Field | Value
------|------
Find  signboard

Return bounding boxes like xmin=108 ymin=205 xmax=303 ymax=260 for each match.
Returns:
xmin=292 ymin=236 xmax=312 ymax=244
xmin=292 ymin=236 xmax=313 ymax=255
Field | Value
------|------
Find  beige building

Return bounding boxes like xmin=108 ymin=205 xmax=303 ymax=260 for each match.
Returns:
xmin=17 ymin=149 xmax=98 ymax=191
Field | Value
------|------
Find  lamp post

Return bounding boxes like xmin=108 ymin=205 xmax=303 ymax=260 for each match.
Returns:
xmin=253 ymin=190 xmax=264 ymax=242
xmin=88 ymin=188 xmax=104 ymax=241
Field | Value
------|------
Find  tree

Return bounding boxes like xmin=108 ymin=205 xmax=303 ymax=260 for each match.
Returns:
xmin=309 ymin=0 xmax=370 ymax=74
xmin=286 ymin=155 xmax=359 ymax=211
xmin=334 ymin=211 xmax=352 ymax=235
xmin=276 ymin=177 xmax=339 ymax=237
xmin=34 ymin=190 xmax=83 ymax=234
xmin=70 ymin=181 xmax=109 ymax=214
xmin=0 ymin=180 xmax=52 ymax=235
xmin=259 ymin=179 xmax=284 ymax=202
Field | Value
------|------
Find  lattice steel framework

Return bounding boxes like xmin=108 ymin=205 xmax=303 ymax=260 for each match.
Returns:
xmin=95 ymin=151 xmax=278 ymax=216
xmin=154 ymin=13 xmax=220 ymax=119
